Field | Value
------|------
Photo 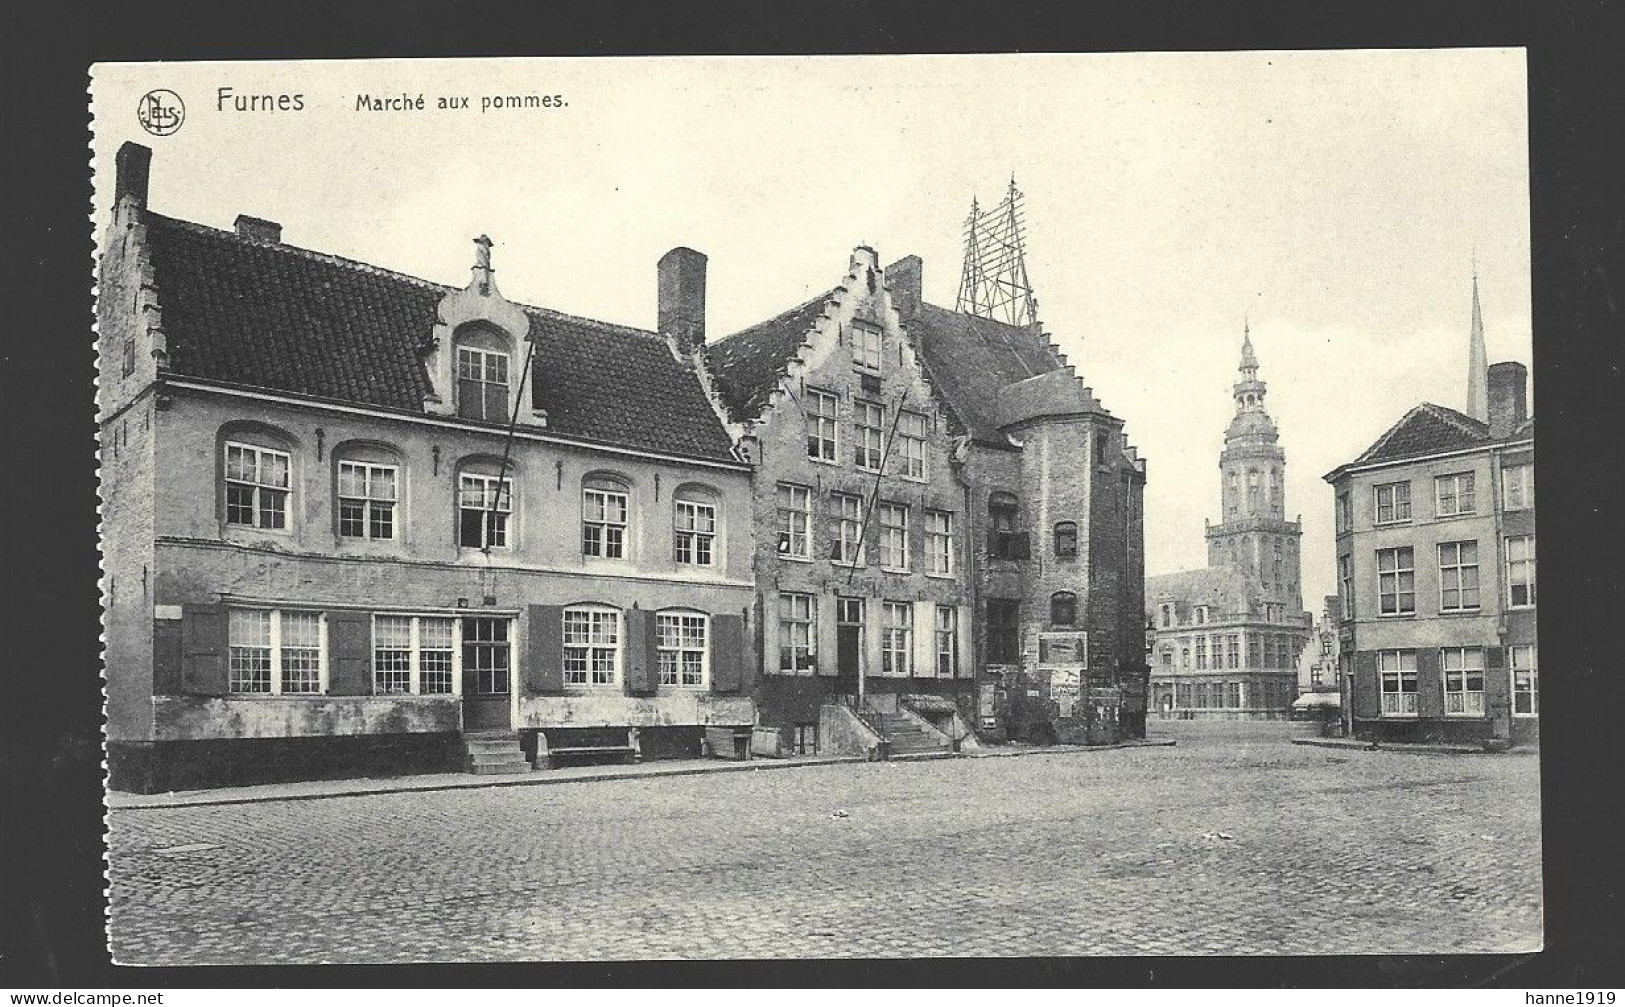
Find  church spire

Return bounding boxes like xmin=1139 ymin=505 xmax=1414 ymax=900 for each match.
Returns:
xmin=1233 ymin=320 xmax=1266 ymax=413
xmin=1466 ymin=265 xmax=1489 ymax=421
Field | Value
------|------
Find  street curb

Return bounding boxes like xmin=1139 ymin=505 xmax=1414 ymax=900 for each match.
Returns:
xmin=1289 ymin=737 xmax=1538 ymax=756
xmin=106 ymin=738 xmax=1176 ymax=811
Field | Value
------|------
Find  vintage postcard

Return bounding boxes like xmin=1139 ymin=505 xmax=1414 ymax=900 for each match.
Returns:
xmin=93 ymin=53 xmax=1538 ymax=963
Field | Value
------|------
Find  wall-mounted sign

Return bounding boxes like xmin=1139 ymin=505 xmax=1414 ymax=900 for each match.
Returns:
xmin=1037 ymin=631 xmax=1089 ymax=669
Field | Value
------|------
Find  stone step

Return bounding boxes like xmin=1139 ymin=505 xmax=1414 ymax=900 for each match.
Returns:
xmin=470 ymin=760 xmax=531 ymax=775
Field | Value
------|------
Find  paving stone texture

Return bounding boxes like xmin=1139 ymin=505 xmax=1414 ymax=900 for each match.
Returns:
xmin=105 ymin=722 xmax=1542 ymax=963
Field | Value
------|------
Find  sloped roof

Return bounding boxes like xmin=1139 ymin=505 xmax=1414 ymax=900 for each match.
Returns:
xmin=1350 ymin=401 xmax=1542 ymax=468
xmin=704 ymin=288 xmax=1067 ymax=445
xmin=142 ymin=213 xmax=739 ymax=463
xmin=1145 ymin=565 xmax=1262 ymax=620
xmin=701 ymin=292 xmax=834 ymax=424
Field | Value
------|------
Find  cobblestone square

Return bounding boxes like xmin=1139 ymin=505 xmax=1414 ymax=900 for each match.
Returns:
xmin=106 ymin=723 xmax=1542 ymax=963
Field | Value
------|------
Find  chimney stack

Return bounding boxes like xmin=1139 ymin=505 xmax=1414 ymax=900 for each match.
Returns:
xmin=657 ymin=247 xmax=707 ymax=352
xmin=886 ymin=255 xmax=923 ymax=318
xmin=1487 ymin=360 xmax=1528 ymax=438
xmin=114 ymin=142 xmax=152 ymax=210
xmin=234 ymin=215 xmax=283 ymax=244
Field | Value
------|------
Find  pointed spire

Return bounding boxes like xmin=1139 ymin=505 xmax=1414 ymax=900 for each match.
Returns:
xmin=1240 ymin=315 xmax=1257 ymax=372
xmin=1466 ymin=264 xmax=1489 ymax=421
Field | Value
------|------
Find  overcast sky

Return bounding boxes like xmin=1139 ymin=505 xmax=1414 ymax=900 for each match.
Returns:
xmin=93 ymin=52 xmax=1531 ymax=611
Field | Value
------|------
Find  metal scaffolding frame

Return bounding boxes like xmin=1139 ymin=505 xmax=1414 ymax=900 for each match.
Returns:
xmin=955 ymin=178 xmax=1040 ymax=327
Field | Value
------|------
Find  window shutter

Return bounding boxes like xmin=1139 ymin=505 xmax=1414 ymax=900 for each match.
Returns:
xmin=1011 ymin=532 xmax=1032 ymax=561
xmin=1350 ymin=650 xmax=1379 ymax=719
xmin=912 ymin=600 xmax=936 ymax=677
xmin=625 ymin=608 xmax=657 ymax=696
xmin=180 ymin=604 xmax=229 ymax=697
xmin=1415 ymin=647 xmax=1444 ymax=719
xmin=524 ymin=604 xmax=565 ymax=694
xmin=153 ymin=617 xmax=184 ymax=695
xmin=327 ymin=611 xmax=372 ymax=695
xmin=711 ymin=613 xmax=745 ymax=693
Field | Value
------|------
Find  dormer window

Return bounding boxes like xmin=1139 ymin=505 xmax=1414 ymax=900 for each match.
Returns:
xmin=852 ymin=323 xmax=883 ymax=373
xmin=456 ymin=343 xmax=510 ymax=423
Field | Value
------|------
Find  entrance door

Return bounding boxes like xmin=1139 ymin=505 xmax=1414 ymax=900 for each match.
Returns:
xmin=835 ymin=597 xmax=864 ymax=694
xmin=462 ymin=616 xmax=512 ymax=730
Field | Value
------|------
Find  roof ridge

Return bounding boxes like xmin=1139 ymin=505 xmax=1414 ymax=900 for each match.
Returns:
xmin=1418 ymin=401 xmax=1491 ymax=437
xmin=144 ymin=210 xmax=663 ymax=342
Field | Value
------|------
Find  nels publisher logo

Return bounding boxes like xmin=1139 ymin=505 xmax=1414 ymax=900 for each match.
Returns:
xmin=137 ymin=89 xmax=185 ymax=136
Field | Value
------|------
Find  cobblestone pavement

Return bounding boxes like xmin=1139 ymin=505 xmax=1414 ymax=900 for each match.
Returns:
xmin=106 ymin=722 xmax=1542 ymax=963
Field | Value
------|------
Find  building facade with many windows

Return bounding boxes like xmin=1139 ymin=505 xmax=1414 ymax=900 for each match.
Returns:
xmin=1325 ymin=276 xmax=1535 ymax=746
xmin=100 ymin=143 xmax=758 ymax=791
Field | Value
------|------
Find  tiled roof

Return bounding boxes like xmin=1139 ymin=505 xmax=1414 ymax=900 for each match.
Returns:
xmin=702 ymin=292 xmax=834 ymax=424
xmin=143 ymin=213 xmax=739 ymax=463
xmin=703 ymin=288 xmax=1066 ymax=445
xmin=907 ymin=302 xmax=1065 ymax=445
xmin=1145 ymin=566 xmax=1261 ymax=619
xmin=1351 ymin=401 xmax=1534 ymax=468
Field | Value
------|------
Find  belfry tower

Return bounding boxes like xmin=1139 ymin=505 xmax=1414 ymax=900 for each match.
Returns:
xmin=1205 ymin=325 xmax=1304 ymax=612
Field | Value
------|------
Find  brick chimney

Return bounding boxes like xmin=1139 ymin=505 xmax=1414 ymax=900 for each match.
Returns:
xmin=657 ymin=247 xmax=707 ymax=352
xmin=886 ymin=255 xmax=923 ymax=318
xmin=1487 ymin=360 xmax=1528 ymax=438
xmin=114 ymin=142 xmax=152 ymax=210
xmin=234 ymin=215 xmax=282 ymax=243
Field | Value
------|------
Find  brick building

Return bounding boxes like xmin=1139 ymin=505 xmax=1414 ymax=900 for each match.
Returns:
xmin=1324 ymin=276 xmax=1536 ymax=746
xmin=1148 ymin=330 xmax=1312 ymax=720
xmin=705 ymin=251 xmax=1149 ymax=752
xmin=100 ymin=143 xmax=759 ymax=792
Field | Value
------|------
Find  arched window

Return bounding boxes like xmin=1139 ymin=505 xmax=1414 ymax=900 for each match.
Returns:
xmin=1053 ymin=521 xmax=1078 ymax=559
xmin=454 ymin=325 xmax=512 ymax=423
xmin=334 ymin=442 xmax=401 ymax=541
xmin=562 ymin=605 xmax=621 ymax=687
xmin=1160 ymin=604 xmax=1172 ymax=628
xmin=655 ymin=609 xmax=709 ymax=687
xmin=1051 ymin=591 xmax=1077 ymax=626
xmin=582 ymin=474 xmax=631 ymax=559
xmin=221 ymin=422 xmax=296 ymax=530
xmin=673 ymin=485 xmax=718 ymax=567
xmin=1247 ymin=468 xmax=1261 ymax=511
xmin=457 ymin=457 xmax=513 ymax=549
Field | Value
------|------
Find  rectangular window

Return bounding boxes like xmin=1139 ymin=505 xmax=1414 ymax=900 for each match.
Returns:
xmin=778 ymin=593 xmax=815 ymax=673
xmin=674 ymin=499 xmax=716 ymax=566
xmin=1435 ymin=472 xmax=1476 ymax=517
xmin=1438 ymin=540 xmax=1481 ymax=612
xmin=582 ymin=487 xmax=628 ymax=559
xmin=1510 ymin=644 xmax=1538 ymax=716
xmin=1441 ymin=646 xmax=1486 ymax=716
xmin=935 ymin=606 xmax=958 ymax=677
xmin=878 ymin=503 xmax=909 ymax=570
xmin=338 ymin=461 xmax=398 ymax=540
xmin=1378 ymin=649 xmax=1419 ymax=716
xmin=228 ymin=609 xmax=324 ymax=695
xmin=776 ymin=483 xmax=812 ymax=559
xmin=1376 ymin=546 xmax=1416 ymax=616
xmin=372 ymin=614 xmax=457 ymax=695
xmin=1226 ymin=635 xmax=1240 ymax=669
xmin=1338 ymin=554 xmax=1355 ymax=620
xmin=1336 ymin=492 xmax=1352 ymax=533
xmin=897 ymin=411 xmax=928 ymax=480
xmin=1226 ymin=682 xmax=1242 ymax=709
xmin=829 ymin=492 xmax=865 ymax=565
xmin=1502 ymin=463 xmax=1534 ymax=511
xmin=458 ymin=473 xmax=511 ymax=549
xmin=806 ymin=388 xmax=838 ymax=463
xmin=121 ymin=338 xmax=136 ymax=377
xmin=987 ymin=600 xmax=1019 ymax=663
xmin=1176 ymin=683 xmax=1192 ymax=708
xmin=456 ymin=346 xmax=510 ymax=423
xmin=852 ymin=323 xmax=883 ymax=372
xmin=462 ymin=617 xmax=511 ymax=695
xmin=1247 ymin=635 xmax=1261 ymax=668
xmin=854 ymin=400 xmax=885 ymax=471
xmin=882 ymin=601 xmax=913 ymax=675
xmin=656 ymin=613 xmax=708 ymax=687
xmin=1195 ymin=637 xmax=1208 ymax=670
xmin=925 ymin=510 xmax=953 ymax=575
xmin=562 ymin=608 xmax=619 ymax=686
xmin=225 ymin=442 xmax=291 ymax=529
xmin=1507 ymin=535 xmax=1536 ymax=607
xmin=1374 ymin=481 xmax=1412 ymax=525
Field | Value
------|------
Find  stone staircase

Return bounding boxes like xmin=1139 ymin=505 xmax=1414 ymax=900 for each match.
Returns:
xmin=460 ymin=729 xmax=531 ymax=775
xmin=871 ymin=711 xmax=952 ymax=757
